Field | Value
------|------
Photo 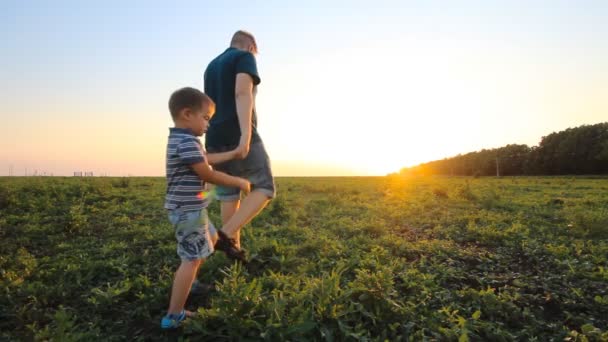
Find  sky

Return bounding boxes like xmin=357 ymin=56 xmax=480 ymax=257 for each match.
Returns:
xmin=1 ymin=0 xmax=607 ymax=176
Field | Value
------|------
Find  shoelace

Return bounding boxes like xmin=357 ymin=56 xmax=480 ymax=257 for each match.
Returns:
xmin=168 ymin=310 xmax=185 ymax=321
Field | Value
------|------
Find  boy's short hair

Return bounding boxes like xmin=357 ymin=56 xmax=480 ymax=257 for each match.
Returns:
xmin=169 ymin=87 xmax=215 ymax=120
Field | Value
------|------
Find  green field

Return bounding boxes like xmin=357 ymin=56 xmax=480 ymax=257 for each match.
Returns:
xmin=1 ymin=176 xmax=607 ymax=341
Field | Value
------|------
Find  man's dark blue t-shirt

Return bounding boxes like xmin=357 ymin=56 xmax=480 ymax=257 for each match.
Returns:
xmin=204 ymin=47 xmax=261 ymax=149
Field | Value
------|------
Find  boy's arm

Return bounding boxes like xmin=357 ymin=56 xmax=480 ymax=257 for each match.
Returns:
xmin=191 ymin=160 xmax=250 ymax=192
xmin=206 ymin=149 xmax=238 ymax=165
xmin=175 ymin=138 xmax=248 ymax=190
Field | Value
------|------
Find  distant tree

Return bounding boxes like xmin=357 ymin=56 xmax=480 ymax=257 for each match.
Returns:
xmin=399 ymin=122 xmax=608 ymax=176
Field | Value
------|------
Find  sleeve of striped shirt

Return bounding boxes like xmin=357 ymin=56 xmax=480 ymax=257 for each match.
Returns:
xmin=176 ymin=137 xmax=205 ymax=165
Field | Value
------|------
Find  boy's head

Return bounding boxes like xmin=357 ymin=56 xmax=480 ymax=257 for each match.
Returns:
xmin=169 ymin=87 xmax=215 ymax=136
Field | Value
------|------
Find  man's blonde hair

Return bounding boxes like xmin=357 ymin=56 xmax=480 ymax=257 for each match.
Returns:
xmin=230 ymin=30 xmax=258 ymax=54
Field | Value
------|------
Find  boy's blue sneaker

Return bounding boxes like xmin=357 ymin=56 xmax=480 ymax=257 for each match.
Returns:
xmin=160 ymin=310 xmax=190 ymax=329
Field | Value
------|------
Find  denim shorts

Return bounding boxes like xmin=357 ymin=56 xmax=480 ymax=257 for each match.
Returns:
xmin=167 ymin=208 xmax=217 ymax=261
xmin=207 ymin=141 xmax=276 ymax=201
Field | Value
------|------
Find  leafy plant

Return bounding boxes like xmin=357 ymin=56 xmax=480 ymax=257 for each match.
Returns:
xmin=1 ymin=176 xmax=606 ymax=340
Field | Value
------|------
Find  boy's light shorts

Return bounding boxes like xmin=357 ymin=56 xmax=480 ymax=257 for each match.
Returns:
xmin=167 ymin=208 xmax=217 ymax=261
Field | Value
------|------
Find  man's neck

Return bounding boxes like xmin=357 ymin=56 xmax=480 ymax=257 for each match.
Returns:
xmin=230 ymin=44 xmax=247 ymax=52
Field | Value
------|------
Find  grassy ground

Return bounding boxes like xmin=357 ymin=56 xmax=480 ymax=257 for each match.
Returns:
xmin=1 ymin=176 xmax=607 ymax=341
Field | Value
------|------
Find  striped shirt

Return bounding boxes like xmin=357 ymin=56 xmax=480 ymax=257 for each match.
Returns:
xmin=164 ymin=128 xmax=209 ymax=211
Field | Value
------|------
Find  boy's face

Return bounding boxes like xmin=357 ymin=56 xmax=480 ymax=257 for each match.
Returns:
xmin=182 ymin=103 xmax=214 ymax=136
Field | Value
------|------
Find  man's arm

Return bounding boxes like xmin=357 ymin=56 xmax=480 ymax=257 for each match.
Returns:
xmin=234 ymin=73 xmax=254 ymax=159
xmin=191 ymin=160 xmax=250 ymax=192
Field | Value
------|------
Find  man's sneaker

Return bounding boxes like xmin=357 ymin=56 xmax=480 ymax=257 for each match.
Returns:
xmin=190 ymin=279 xmax=215 ymax=296
xmin=214 ymin=230 xmax=247 ymax=263
xmin=160 ymin=310 xmax=191 ymax=329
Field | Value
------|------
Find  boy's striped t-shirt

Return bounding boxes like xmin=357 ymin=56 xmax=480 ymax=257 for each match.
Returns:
xmin=164 ymin=127 xmax=208 ymax=211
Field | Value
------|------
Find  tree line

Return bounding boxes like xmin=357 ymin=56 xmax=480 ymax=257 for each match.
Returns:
xmin=400 ymin=122 xmax=608 ymax=176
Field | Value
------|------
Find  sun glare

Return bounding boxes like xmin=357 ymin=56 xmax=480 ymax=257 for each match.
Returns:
xmin=264 ymin=41 xmax=509 ymax=176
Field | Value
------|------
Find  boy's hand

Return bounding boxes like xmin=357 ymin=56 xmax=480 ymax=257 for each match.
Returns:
xmin=238 ymin=178 xmax=251 ymax=194
xmin=230 ymin=148 xmax=241 ymax=160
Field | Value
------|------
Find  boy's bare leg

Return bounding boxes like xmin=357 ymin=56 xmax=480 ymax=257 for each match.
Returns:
xmin=221 ymin=190 xmax=270 ymax=246
xmin=168 ymin=259 xmax=202 ymax=315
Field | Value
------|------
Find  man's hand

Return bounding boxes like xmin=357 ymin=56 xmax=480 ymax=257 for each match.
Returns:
xmin=234 ymin=141 xmax=250 ymax=159
xmin=237 ymin=178 xmax=251 ymax=194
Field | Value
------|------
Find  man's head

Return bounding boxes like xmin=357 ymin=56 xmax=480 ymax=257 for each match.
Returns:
xmin=230 ymin=30 xmax=258 ymax=54
xmin=169 ymin=87 xmax=215 ymax=136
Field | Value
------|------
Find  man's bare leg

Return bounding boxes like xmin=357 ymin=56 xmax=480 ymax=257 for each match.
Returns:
xmin=219 ymin=200 xmax=240 ymax=247
xmin=221 ymin=190 xmax=270 ymax=247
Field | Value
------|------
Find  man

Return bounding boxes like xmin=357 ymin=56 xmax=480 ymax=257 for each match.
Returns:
xmin=203 ymin=30 xmax=276 ymax=260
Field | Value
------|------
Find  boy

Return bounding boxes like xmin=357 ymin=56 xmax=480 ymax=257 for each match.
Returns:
xmin=161 ymin=87 xmax=249 ymax=329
